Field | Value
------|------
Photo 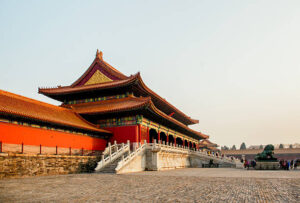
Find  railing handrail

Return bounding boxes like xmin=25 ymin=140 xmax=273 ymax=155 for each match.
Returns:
xmin=148 ymin=141 xmax=236 ymax=165
xmin=95 ymin=141 xmax=130 ymax=171
xmin=115 ymin=142 xmax=147 ymax=172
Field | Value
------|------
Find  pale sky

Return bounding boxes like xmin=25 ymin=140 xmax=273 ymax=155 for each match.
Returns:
xmin=0 ymin=0 xmax=299 ymax=148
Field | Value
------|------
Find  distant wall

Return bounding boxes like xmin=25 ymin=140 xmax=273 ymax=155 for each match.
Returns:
xmin=222 ymin=148 xmax=300 ymax=160
xmin=0 ymin=153 xmax=96 ymax=179
xmin=0 ymin=122 xmax=107 ymax=153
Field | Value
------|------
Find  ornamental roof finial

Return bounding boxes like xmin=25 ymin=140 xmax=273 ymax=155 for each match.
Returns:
xmin=96 ymin=49 xmax=103 ymax=60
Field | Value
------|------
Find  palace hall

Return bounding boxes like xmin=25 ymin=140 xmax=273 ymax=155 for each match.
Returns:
xmin=0 ymin=50 xmax=211 ymax=154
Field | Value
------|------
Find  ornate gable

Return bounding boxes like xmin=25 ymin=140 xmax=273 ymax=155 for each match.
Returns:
xmin=71 ymin=50 xmax=128 ymax=87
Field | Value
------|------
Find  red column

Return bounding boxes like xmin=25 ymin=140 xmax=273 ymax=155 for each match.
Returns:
xmin=188 ymin=142 xmax=190 ymax=148
xmin=138 ymin=124 xmax=142 ymax=143
xmin=166 ymin=134 xmax=169 ymax=143
xmin=158 ymin=130 xmax=160 ymax=143
xmin=147 ymin=127 xmax=149 ymax=143
xmin=183 ymin=140 xmax=185 ymax=147
xmin=174 ymin=137 xmax=176 ymax=146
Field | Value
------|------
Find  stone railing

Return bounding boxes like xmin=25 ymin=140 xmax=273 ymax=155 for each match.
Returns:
xmin=148 ymin=140 xmax=239 ymax=165
xmin=115 ymin=141 xmax=147 ymax=172
xmin=95 ymin=141 xmax=130 ymax=171
xmin=99 ymin=140 xmax=241 ymax=173
xmin=102 ymin=141 xmax=123 ymax=157
xmin=147 ymin=141 xmax=190 ymax=154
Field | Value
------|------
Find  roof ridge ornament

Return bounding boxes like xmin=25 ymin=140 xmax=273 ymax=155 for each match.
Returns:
xmin=96 ymin=49 xmax=103 ymax=60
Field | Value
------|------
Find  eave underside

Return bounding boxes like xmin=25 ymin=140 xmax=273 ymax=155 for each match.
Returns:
xmin=71 ymin=97 xmax=208 ymax=140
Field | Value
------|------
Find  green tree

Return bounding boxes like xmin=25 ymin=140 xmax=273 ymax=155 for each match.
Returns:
xmin=231 ymin=145 xmax=236 ymax=150
xmin=240 ymin=142 xmax=246 ymax=150
xmin=279 ymin=144 xmax=284 ymax=149
xmin=259 ymin=145 xmax=264 ymax=149
xmin=223 ymin=145 xmax=229 ymax=150
xmin=289 ymin=144 xmax=293 ymax=149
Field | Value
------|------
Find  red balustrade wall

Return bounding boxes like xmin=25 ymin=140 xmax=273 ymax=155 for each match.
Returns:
xmin=0 ymin=122 xmax=107 ymax=151
xmin=105 ymin=125 xmax=138 ymax=144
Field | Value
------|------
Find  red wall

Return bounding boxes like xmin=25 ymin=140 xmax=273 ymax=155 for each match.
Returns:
xmin=105 ymin=125 xmax=138 ymax=144
xmin=0 ymin=122 xmax=107 ymax=151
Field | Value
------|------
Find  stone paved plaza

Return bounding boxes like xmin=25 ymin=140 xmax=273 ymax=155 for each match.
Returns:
xmin=0 ymin=168 xmax=299 ymax=202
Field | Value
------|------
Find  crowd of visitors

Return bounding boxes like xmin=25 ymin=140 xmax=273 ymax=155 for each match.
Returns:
xmin=241 ymin=159 xmax=257 ymax=170
xmin=240 ymin=158 xmax=299 ymax=170
xmin=279 ymin=159 xmax=299 ymax=170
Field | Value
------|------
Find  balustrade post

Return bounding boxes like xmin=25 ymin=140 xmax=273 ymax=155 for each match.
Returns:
xmin=108 ymin=142 xmax=112 ymax=161
xmin=144 ymin=140 xmax=147 ymax=147
xmin=0 ymin=141 xmax=2 ymax=153
xmin=127 ymin=140 xmax=130 ymax=155
xmin=114 ymin=140 xmax=117 ymax=151
xmin=121 ymin=143 xmax=124 ymax=155
xmin=101 ymin=154 xmax=104 ymax=167
xmin=153 ymin=139 xmax=156 ymax=148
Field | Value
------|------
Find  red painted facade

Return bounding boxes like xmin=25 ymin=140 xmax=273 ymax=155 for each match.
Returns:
xmin=0 ymin=122 xmax=107 ymax=151
xmin=105 ymin=125 xmax=139 ymax=144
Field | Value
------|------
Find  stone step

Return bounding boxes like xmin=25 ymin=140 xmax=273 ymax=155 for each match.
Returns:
xmin=98 ymin=154 xmax=126 ymax=173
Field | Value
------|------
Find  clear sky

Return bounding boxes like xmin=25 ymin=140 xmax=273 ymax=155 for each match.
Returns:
xmin=1 ymin=0 xmax=299 ymax=148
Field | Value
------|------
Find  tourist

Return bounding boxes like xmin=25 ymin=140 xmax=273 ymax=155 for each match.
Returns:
xmin=251 ymin=160 xmax=256 ymax=168
xmin=291 ymin=160 xmax=294 ymax=170
xmin=287 ymin=160 xmax=290 ymax=170
xmin=279 ymin=160 xmax=283 ymax=169
xmin=283 ymin=160 xmax=287 ymax=170
xmin=244 ymin=159 xmax=249 ymax=169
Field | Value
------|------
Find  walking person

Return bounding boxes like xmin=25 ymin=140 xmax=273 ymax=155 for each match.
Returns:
xmin=291 ymin=160 xmax=294 ymax=170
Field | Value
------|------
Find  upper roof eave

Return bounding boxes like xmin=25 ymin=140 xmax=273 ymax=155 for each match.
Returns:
xmin=39 ymin=72 xmax=199 ymax=125
xmin=38 ymin=74 xmax=139 ymax=96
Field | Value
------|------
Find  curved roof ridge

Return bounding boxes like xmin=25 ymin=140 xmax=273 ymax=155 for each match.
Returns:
xmin=135 ymin=74 xmax=199 ymax=125
xmin=146 ymin=100 xmax=208 ymax=139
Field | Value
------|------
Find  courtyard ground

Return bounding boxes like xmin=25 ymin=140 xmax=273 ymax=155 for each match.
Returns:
xmin=0 ymin=168 xmax=299 ymax=202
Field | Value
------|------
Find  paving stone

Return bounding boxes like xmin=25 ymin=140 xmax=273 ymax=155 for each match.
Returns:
xmin=0 ymin=168 xmax=299 ymax=202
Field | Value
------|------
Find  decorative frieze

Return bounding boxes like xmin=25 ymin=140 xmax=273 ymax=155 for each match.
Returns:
xmin=64 ymin=92 xmax=131 ymax=105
